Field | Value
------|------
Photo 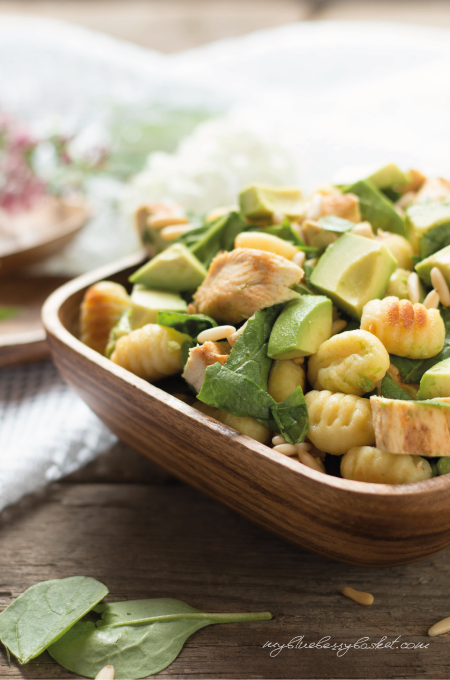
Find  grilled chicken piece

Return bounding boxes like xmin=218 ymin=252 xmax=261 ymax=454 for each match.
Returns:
xmin=182 ymin=341 xmax=229 ymax=393
xmin=321 ymin=192 xmax=361 ymax=222
xmin=371 ymin=396 xmax=450 ymax=457
xmin=414 ymin=177 xmax=450 ymax=204
xmin=188 ymin=248 xmax=302 ymax=324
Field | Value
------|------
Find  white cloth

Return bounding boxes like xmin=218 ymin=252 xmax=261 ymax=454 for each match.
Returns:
xmin=2 ymin=17 xmax=450 ymax=511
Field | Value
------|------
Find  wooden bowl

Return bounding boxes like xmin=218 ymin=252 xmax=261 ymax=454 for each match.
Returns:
xmin=42 ymin=253 xmax=450 ymax=567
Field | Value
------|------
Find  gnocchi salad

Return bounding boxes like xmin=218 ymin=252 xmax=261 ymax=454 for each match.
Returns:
xmin=80 ymin=163 xmax=450 ymax=485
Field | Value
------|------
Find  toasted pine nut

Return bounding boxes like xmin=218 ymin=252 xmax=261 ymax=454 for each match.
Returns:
xmin=95 ymin=666 xmax=115 ymax=680
xmin=350 ymin=221 xmax=374 ymax=239
xmin=293 ymin=356 xmax=305 ymax=365
xmin=160 ymin=223 xmax=195 ymax=241
xmin=396 ymin=190 xmax=416 ymax=210
xmin=272 ymin=211 xmax=284 ymax=225
xmin=306 ymin=193 xmax=323 ymax=220
xmin=148 ymin=214 xmax=188 ymax=229
xmin=331 ymin=319 xmax=347 ymax=336
xmin=431 ymin=267 xmax=450 ymax=307
xmin=272 ymin=434 xmax=287 ymax=446
xmin=273 ymin=443 xmax=298 ymax=456
xmin=342 ymin=587 xmax=374 ymax=606
xmin=428 ymin=616 xmax=450 ymax=636
xmin=305 ymin=258 xmax=318 ymax=269
xmin=197 ymin=325 xmax=236 ymax=344
xmin=407 ymin=272 xmax=420 ymax=304
xmin=227 ymin=322 xmax=247 ymax=347
xmin=423 ymin=289 xmax=440 ymax=309
xmin=292 ymin=251 xmax=306 ymax=268
xmin=296 ymin=441 xmax=311 ymax=452
xmin=298 ymin=449 xmax=325 ymax=472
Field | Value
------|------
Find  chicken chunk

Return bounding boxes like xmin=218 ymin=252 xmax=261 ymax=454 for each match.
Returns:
xmin=414 ymin=177 xmax=450 ymax=204
xmin=321 ymin=192 xmax=361 ymax=222
xmin=188 ymin=248 xmax=302 ymax=324
xmin=182 ymin=341 xmax=229 ymax=393
xmin=371 ymin=396 xmax=450 ymax=457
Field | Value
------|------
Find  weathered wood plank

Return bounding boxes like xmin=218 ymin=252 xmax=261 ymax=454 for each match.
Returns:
xmin=1 ymin=483 xmax=449 ymax=678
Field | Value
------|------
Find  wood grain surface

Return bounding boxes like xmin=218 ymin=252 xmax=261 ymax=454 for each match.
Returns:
xmin=1 ymin=444 xmax=450 ymax=679
xmin=41 ymin=254 xmax=450 ymax=568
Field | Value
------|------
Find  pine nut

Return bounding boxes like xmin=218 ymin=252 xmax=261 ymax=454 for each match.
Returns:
xmin=292 ymin=251 xmax=306 ymax=268
xmin=160 ymin=224 xmax=195 ymax=241
xmin=293 ymin=356 xmax=305 ymax=365
xmin=197 ymin=325 xmax=236 ymax=344
xmin=342 ymin=587 xmax=374 ymax=606
xmin=331 ymin=319 xmax=347 ymax=336
xmin=423 ymin=289 xmax=440 ymax=309
xmin=272 ymin=211 xmax=284 ymax=225
xmin=148 ymin=214 xmax=188 ymax=229
xmin=431 ymin=267 xmax=450 ymax=307
xmin=407 ymin=272 xmax=420 ymax=304
xmin=428 ymin=616 xmax=450 ymax=637
xmin=273 ymin=443 xmax=298 ymax=456
xmin=272 ymin=434 xmax=287 ymax=446
xmin=228 ymin=322 xmax=247 ymax=347
xmin=306 ymin=193 xmax=323 ymax=220
xmin=296 ymin=441 xmax=311 ymax=452
xmin=95 ymin=666 xmax=115 ymax=680
xmin=298 ymin=449 xmax=325 ymax=472
xmin=350 ymin=221 xmax=374 ymax=239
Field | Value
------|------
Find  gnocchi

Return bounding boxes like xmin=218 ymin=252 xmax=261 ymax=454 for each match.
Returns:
xmin=195 ymin=401 xmax=270 ymax=444
xmin=305 ymin=390 xmax=375 ymax=455
xmin=384 ymin=268 xmax=410 ymax=300
xmin=376 ymin=230 xmax=414 ymax=270
xmin=268 ymin=359 xmax=306 ymax=402
xmin=361 ymin=296 xmax=445 ymax=359
xmin=80 ymin=281 xmax=131 ymax=355
xmin=111 ymin=324 xmax=187 ymax=381
xmin=307 ymin=330 xmax=390 ymax=396
xmin=341 ymin=446 xmax=432 ymax=484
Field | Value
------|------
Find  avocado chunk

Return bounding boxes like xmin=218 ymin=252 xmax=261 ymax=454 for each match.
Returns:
xmin=406 ymin=200 xmax=450 ymax=239
xmin=130 ymin=285 xmax=187 ymax=330
xmin=129 ymin=244 xmax=207 ymax=292
xmin=416 ymin=245 xmax=450 ymax=287
xmin=302 ymin=215 xmax=354 ymax=249
xmin=268 ymin=295 xmax=332 ymax=360
xmin=343 ymin=180 xmax=406 ymax=236
xmin=310 ymin=232 xmax=397 ymax=319
xmin=239 ymin=184 xmax=303 ymax=221
xmin=334 ymin=162 xmax=410 ymax=190
xmin=417 ymin=358 xmax=450 ymax=400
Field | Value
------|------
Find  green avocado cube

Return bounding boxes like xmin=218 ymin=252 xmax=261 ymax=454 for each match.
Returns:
xmin=268 ymin=295 xmax=332 ymax=360
xmin=239 ymin=184 xmax=303 ymax=221
xmin=310 ymin=233 xmax=397 ymax=319
xmin=416 ymin=244 xmax=450 ymax=287
xmin=130 ymin=285 xmax=187 ymax=329
xmin=129 ymin=244 xmax=207 ymax=292
xmin=335 ymin=162 xmax=410 ymax=189
xmin=343 ymin=180 xmax=406 ymax=236
xmin=406 ymin=200 xmax=450 ymax=240
xmin=417 ymin=358 xmax=450 ymax=400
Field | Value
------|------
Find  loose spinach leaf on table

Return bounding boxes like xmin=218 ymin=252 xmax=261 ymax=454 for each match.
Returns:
xmin=198 ymin=306 xmax=309 ymax=443
xmin=0 ymin=576 xmax=108 ymax=664
xmin=390 ymin=308 xmax=450 ymax=383
xmin=380 ymin=373 xmax=414 ymax=401
xmin=419 ymin=222 xmax=450 ymax=259
xmin=48 ymin=598 xmax=271 ymax=679
xmin=0 ymin=306 xmax=21 ymax=322
xmin=157 ymin=311 xmax=217 ymax=338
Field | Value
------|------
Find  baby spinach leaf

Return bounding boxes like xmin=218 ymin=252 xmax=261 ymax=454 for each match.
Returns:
xmin=186 ymin=212 xmax=246 ymax=267
xmin=157 ymin=311 xmax=217 ymax=338
xmin=271 ymin=386 xmax=309 ymax=442
xmin=0 ymin=306 xmax=21 ymax=322
xmin=419 ymin=222 xmax=450 ymax=259
xmin=380 ymin=373 xmax=414 ymax=401
xmin=343 ymin=180 xmax=406 ymax=236
xmin=0 ymin=576 xmax=108 ymax=664
xmin=48 ymin=598 xmax=271 ymax=679
xmin=317 ymin=215 xmax=355 ymax=233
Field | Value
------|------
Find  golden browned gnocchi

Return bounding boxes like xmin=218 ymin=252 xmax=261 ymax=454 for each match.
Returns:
xmin=361 ymin=296 xmax=445 ymax=359
xmin=268 ymin=359 xmax=306 ymax=402
xmin=376 ymin=230 xmax=414 ymax=270
xmin=307 ymin=330 xmax=389 ymax=396
xmin=80 ymin=281 xmax=131 ymax=355
xmin=305 ymin=390 xmax=375 ymax=455
xmin=341 ymin=446 xmax=433 ymax=484
xmin=194 ymin=401 xmax=271 ymax=444
xmin=111 ymin=324 xmax=187 ymax=381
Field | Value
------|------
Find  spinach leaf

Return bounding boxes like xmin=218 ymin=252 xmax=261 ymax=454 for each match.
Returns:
xmin=390 ymin=308 xmax=450 ymax=383
xmin=105 ymin=309 xmax=132 ymax=358
xmin=317 ymin=215 xmax=355 ymax=233
xmin=157 ymin=311 xmax=216 ymax=338
xmin=343 ymin=180 xmax=406 ymax=236
xmin=380 ymin=373 xmax=414 ymax=401
xmin=0 ymin=306 xmax=21 ymax=322
xmin=271 ymin=386 xmax=309 ymax=443
xmin=0 ymin=577 xmax=108 ymax=664
xmin=303 ymin=261 xmax=315 ymax=287
xmin=48 ymin=599 xmax=271 ymax=679
xmin=419 ymin=222 xmax=450 ymax=259
xmin=186 ymin=212 xmax=246 ymax=267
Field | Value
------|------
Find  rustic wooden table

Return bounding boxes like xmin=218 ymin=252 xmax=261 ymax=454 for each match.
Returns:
xmin=1 ymin=439 xmax=450 ymax=679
